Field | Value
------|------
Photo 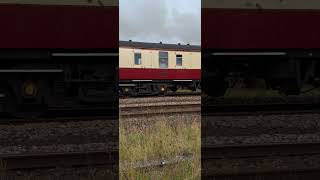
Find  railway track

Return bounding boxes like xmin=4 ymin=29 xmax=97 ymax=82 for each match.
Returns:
xmin=120 ymin=91 xmax=200 ymax=98
xmin=206 ymin=170 xmax=320 ymax=180
xmin=202 ymin=97 xmax=320 ymax=179
xmin=0 ymin=96 xmax=200 ymax=123
xmin=120 ymin=102 xmax=201 ymax=117
xmin=121 ymin=98 xmax=320 ymax=117
xmin=0 ymin=151 xmax=118 ymax=179
xmin=202 ymin=142 xmax=320 ymax=159
xmin=202 ymin=143 xmax=320 ymax=178
xmin=202 ymin=103 xmax=320 ymax=116
xmin=0 ymin=151 xmax=118 ymax=171
xmin=120 ymin=95 xmax=200 ymax=104
xmin=0 ymin=107 xmax=118 ymax=125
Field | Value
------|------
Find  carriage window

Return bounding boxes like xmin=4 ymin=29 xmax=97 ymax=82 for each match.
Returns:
xmin=176 ymin=55 xmax=182 ymax=66
xmin=159 ymin=51 xmax=168 ymax=68
xmin=134 ymin=53 xmax=142 ymax=65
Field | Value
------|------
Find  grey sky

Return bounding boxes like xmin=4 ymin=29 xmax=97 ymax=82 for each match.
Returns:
xmin=120 ymin=0 xmax=200 ymax=45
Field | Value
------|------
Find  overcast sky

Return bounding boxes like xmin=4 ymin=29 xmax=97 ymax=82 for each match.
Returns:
xmin=120 ymin=0 xmax=200 ymax=45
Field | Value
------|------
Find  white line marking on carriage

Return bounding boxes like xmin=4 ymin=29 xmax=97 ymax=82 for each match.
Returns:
xmin=52 ymin=53 xmax=119 ymax=57
xmin=212 ymin=52 xmax=287 ymax=56
xmin=173 ymin=80 xmax=193 ymax=82
xmin=0 ymin=0 xmax=118 ymax=6
xmin=131 ymin=80 xmax=153 ymax=82
xmin=119 ymin=84 xmax=136 ymax=87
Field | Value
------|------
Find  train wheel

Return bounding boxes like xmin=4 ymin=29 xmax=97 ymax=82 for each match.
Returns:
xmin=120 ymin=87 xmax=136 ymax=97
xmin=4 ymin=87 xmax=47 ymax=118
xmin=124 ymin=87 xmax=136 ymax=97
xmin=159 ymin=85 xmax=167 ymax=95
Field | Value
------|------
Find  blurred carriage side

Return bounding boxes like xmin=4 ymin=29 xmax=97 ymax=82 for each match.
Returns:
xmin=202 ymin=0 xmax=320 ymax=97
xmin=0 ymin=0 xmax=119 ymax=117
xmin=119 ymin=41 xmax=201 ymax=96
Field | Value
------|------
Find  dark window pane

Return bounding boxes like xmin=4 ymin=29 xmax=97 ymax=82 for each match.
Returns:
xmin=134 ymin=53 xmax=142 ymax=65
xmin=176 ymin=54 xmax=183 ymax=66
xmin=159 ymin=51 xmax=168 ymax=68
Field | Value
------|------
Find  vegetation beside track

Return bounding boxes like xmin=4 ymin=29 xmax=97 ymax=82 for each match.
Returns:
xmin=120 ymin=114 xmax=200 ymax=180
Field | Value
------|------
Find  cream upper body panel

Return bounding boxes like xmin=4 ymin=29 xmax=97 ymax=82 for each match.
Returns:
xmin=191 ymin=53 xmax=201 ymax=69
xmin=119 ymin=48 xmax=132 ymax=68
xmin=0 ymin=0 xmax=118 ymax=6
xmin=202 ymin=0 xmax=320 ymax=9
xmin=119 ymin=47 xmax=201 ymax=69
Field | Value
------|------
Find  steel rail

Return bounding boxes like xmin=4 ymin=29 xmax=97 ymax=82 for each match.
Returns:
xmin=0 ymin=151 xmax=118 ymax=171
xmin=120 ymin=103 xmax=201 ymax=118
xmin=202 ymin=143 xmax=320 ymax=177
xmin=119 ymin=91 xmax=200 ymax=98
xmin=202 ymin=142 xmax=320 ymax=159
xmin=0 ymin=107 xmax=118 ymax=125
xmin=202 ymin=103 xmax=320 ymax=116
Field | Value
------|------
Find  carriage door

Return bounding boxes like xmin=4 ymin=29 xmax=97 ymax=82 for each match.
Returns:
xmin=159 ymin=51 xmax=169 ymax=79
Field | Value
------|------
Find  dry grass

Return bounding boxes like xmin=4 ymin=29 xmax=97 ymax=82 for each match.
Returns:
xmin=120 ymin=114 xmax=200 ymax=180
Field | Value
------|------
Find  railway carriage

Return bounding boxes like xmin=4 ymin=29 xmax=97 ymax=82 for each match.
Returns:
xmin=202 ymin=0 xmax=320 ymax=96
xmin=0 ymin=0 xmax=118 ymax=117
xmin=119 ymin=41 xmax=201 ymax=96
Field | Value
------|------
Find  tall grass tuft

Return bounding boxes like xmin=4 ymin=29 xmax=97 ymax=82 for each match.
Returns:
xmin=120 ymin=114 xmax=200 ymax=180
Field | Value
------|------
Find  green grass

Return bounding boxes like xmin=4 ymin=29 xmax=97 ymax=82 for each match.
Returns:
xmin=120 ymin=115 xmax=200 ymax=180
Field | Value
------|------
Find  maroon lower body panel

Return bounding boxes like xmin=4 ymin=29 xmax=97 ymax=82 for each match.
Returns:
xmin=0 ymin=4 xmax=118 ymax=49
xmin=119 ymin=68 xmax=201 ymax=80
xmin=202 ymin=8 xmax=320 ymax=49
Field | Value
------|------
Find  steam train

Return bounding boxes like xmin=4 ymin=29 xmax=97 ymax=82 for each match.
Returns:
xmin=0 ymin=0 xmax=118 ymax=117
xmin=119 ymin=41 xmax=201 ymax=96
xmin=202 ymin=0 xmax=320 ymax=97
